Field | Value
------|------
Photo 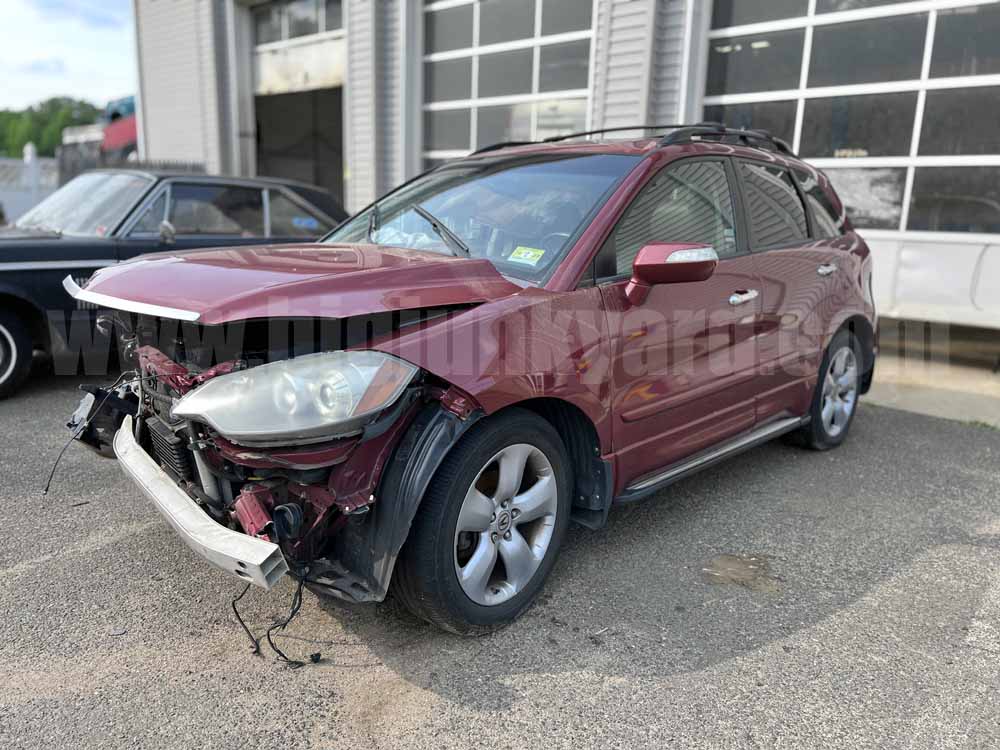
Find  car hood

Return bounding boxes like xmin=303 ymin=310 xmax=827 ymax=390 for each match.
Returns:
xmin=77 ymin=243 xmax=523 ymax=324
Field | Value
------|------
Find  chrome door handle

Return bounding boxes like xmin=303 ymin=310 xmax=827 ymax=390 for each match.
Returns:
xmin=817 ymin=263 xmax=837 ymax=276
xmin=728 ymin=289 xmax=759 ymax=306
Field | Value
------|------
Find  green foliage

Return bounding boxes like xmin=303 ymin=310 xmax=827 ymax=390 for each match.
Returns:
xmin=0 ymin=98 xmax=100 ymax=158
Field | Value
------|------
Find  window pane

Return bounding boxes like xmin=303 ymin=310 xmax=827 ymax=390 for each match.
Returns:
xmin=425 ymin=5 xmax=473 ymax=53
xmin=808 ymin=15 xmax=926 ymax=87
xmin=711 ymin=0 xmax=807 ymax=29
xmin=793 ymin=167 xmax=846 ymax=237
xmin=707 ymin=29 xmax=804 ymax=95
xmin=479 ymin=49 xmax=533 ymax=98
xmin=325 ymin=0 xmax=343 ymax=30
xmin=477 ymin=103 xmax=532 ymax=148
xmin=169 ymin=185 xmax=264 ymax=236
xmin=825 ymin=168 xmax=904 ymax=230
xmin=606 ymin=160 xmax=737 ymax=275
xmin=702 ymin=101 xmax=796 ymax=144
xmin=480 ymin=0 xmax=535 ymax=45
xmin=269 ymin=192 xmax=328 ymax=237
xmin=817 ymin=0 xmax=910 ymax=11
xmin=130 ymin=192 xmax=167 ymax=235
xmin=424 ymin=59 xmax=472 ymax=103
xmin=800 ymin=92 xmax=916 ymax=158
xmin=542 ymin=0 xmax=592 ymax=35
xmin=932 ymin=5 xmax=1000 ymax=78
xmin=920 ymin=87 xmax=1000 ymax=156
xmin=286 ymin=0 xmax=319 ymax=38
xmin=908 ymin=167 xmax=1000 ymax=233
xmin=739 ymin=162 xmax=807 ymax=247
xmin=424 ymin=109 xmax=471 ymax=151
xmin=539 ymin=40 xmax=590 ymax=92
xmin=254 ymin=5 xmax=281 ymax=44
xmin=535 ymin=98 xmax=586 ymax=140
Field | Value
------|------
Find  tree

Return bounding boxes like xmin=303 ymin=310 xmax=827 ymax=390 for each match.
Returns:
xmin=0 ymin=98 xmax=100 ymax=158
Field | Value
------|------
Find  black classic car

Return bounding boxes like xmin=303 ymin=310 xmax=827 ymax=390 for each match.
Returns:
xmin=0 ymin=169 xmax=346 ymax=398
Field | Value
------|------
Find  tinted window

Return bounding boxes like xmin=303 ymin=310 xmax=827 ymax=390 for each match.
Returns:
xmin=269 ymin=192 xmax=329 ymax=237
xmin=479 ymin=49 xmax=533 ymax=97
xmin=424 ymin=59 xmax=472 ymax=103
xmin=800 ymin=92 xmax=917 ymax=158
xmin=425 ymin=5 xmax=473 ymax=53
xmin=477 ymin=103 xmax=532 ymax=148
xmin=286 ymin=0 xmax=319 ymax=38
xmin=169 ymin=185 xmax=264 ymax=236
xmin=932 ymin=4 xmax=1000 ymax=78
xmin=325 ymin=0 xmax=342 ymax=30
xmin=604 ymin=160 xmax=738 ymax=276
xmin=424 ymin=109 xmax=470 ymax=151
xmin=703 ymin=101 xmax=796 ymax=144
xmin=919 ymin=87 xmax=1000 ymax=156
xmin=825 ymin=168 xmax=905 ymax=230
xmin=328 ymin=154 xmax=642 ymax=283
xmin=808 ymin=14 xmax=926 ymax=87
xmin=711 ymin=0 xmax=807 ymax=29
xmin=707 ymin=29 xmax=804 ymax=95
xmin=793 ymin=167 xmax=846 ymax=238
xmin=254 ymin=5 xmax=281 ymax=44
xmin=542 ymin=0 xmax=592 ymax=35
xmin=130 ymin=192 xmax=167 ymax=235
xmin=908 ymin=167 xmax=1000 ymax=233
xmin=539 ymin=40 xmax=591 ymax=92
xmin=739 ymin=162 xmax=807 ymax=247
xmin=480 ymin=0 xmax=535 ymax=45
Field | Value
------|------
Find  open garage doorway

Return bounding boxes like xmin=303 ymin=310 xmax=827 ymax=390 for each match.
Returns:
xmin=255 ymin=87 xmax=343 ymax=205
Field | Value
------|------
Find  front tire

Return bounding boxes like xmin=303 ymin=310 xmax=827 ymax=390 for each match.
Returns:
xmin=0 ymin=312 xmax=33 ymax=400
xmin=795 ymin=329 xmax=862 ymax=450
xmin=391 ymin=408 xmax=572 ymax=634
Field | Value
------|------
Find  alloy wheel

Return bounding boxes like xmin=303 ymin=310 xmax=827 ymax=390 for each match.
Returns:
xmin=453 ymin=443 xmax=558 ymax=606
xmin=821 ymin=345 xmax=858 ymax=438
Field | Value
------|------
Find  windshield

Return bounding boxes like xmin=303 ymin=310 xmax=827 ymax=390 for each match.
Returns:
xmin=326 ymin=153 xmax=642 ymax=281
xmin=16 ymin=172 xmax=153 ymax=236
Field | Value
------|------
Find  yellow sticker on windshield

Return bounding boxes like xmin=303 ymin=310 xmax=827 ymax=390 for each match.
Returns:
xmin=509 ymin=246 xmax=546 ymax=266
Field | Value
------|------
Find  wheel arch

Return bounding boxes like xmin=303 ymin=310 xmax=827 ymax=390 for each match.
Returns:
xmin=0 ymin=289 xmax=49 ymax=352
xmin=837 ymin=314 xmax=876 ymax=394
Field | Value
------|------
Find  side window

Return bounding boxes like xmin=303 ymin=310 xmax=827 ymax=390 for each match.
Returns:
xmin=793 ymin=166 xmax=846 ymax=238
xmin=738 ymin=161 xmax=808 ymax=248
xmin=129 ymin=191 xmax=167 ymax=235
xmin=169 ymin=184 xmax=265 ymax=236
xmin=602 ymin=159 xmax=738 ymax=277
xmin=269 ymin=192 xmax=330 ymax=237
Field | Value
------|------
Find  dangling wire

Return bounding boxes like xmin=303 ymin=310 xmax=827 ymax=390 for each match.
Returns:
xmin=230 ymin=567 xmax=319 ymax=668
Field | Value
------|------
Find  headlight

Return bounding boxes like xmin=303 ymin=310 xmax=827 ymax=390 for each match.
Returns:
xmin=171 ymin=351 xmax=418 ymax=446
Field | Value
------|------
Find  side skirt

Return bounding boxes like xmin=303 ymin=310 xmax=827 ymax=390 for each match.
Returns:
xmin=615 ymin=416 xmax=808 ymax=505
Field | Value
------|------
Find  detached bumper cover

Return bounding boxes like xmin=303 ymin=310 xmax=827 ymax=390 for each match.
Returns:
xmin=113 ymin=415 xmax=288 ymax=588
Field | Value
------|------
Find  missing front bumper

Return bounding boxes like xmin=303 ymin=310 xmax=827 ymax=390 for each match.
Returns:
xmin=113 ymin=415 xmax=289 ymax=589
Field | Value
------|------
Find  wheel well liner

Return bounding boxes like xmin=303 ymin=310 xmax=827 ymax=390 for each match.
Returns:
xmin=840 ymin=315 xmax=876 ymax=394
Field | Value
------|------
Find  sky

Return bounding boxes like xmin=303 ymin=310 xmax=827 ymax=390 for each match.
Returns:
xmin=0 ymin=0 xmax=135 ymax=110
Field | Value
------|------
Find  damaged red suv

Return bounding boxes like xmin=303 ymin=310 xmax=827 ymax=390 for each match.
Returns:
xmin=66 ymin=124 xmax=876 ymax=634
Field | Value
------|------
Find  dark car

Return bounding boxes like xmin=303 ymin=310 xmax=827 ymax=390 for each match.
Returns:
xmin=0 ymin=169 xmax=346 ymax=397
xmin=68 ymin=124 xmax=875 ymax=635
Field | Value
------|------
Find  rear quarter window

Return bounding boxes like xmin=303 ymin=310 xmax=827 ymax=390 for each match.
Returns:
xmin=793 ymin=166 xmax=847 ymax=237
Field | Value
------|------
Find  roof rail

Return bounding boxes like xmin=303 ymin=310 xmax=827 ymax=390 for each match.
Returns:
xmin=660 ymin=122 xmax=796 ymax=156
xmin=470 ymin=122 xmax=796 ymax=157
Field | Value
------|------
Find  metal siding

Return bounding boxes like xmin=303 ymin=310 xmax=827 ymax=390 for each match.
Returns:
xmin=649 ymin=0 xmax=687 ymax=124
xmin=134 ymin=0 xmax=224 ymax=171
xmin=590 ymin=0 xmax=655 ymax=129
xmin=345 ymin=0 xmax=378 ymax=211
xmin=378 ymin=0 xmax=403 ymax=194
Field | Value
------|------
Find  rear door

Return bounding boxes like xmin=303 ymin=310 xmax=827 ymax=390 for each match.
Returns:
xmin=599 ymin=157 xmax=763 ymax=487
xmin=736 ymin=159 xmax=843 ymax=421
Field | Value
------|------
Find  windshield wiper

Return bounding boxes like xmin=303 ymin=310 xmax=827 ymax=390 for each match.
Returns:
xmin=366 ymin=203 xmax=380 ymax=243
xmin=410 ymin=203 xmax=470 ymax=258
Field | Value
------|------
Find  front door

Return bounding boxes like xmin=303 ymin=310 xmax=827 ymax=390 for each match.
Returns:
xmin=598 ymin=157 xmax=762 ymax=490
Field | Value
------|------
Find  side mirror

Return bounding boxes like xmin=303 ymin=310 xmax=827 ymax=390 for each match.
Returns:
xmin=158 ymin=219 xmax=176 ymax=245
xmin=625 ymin=243 xmax=719 ymax=305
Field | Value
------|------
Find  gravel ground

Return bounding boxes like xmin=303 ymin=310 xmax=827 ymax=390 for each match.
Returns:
xmin=2 ymin=373 xmax=1000 ymax=749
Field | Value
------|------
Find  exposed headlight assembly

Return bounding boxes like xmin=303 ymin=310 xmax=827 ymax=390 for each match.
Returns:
xmin=171 ymin=351 xmax=418 ymax=446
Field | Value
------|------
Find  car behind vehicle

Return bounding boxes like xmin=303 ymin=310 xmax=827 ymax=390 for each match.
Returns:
xmin=65 ymin=124 xmax=876 ymax=634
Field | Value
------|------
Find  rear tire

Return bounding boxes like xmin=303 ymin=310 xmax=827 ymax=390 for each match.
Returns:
xmin=0 ymin=311 xmax=33 ymax=400
xmin=793 ymin=329 xmax=862 ymax=450
xmin=391 ymin=408 xmax=572 ymax=635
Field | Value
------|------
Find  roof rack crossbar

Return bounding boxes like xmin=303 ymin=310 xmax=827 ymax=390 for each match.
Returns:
xmin=471 ymin=123 xmax=698 ymax=155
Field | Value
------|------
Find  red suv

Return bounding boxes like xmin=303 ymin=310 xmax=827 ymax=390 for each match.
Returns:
xmin=68 ymin=124 xmax=876 ymax=634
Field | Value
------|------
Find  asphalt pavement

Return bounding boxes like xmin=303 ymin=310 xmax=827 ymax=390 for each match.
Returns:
xmin=2 ymin=373 xmax=1000 ymax=749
